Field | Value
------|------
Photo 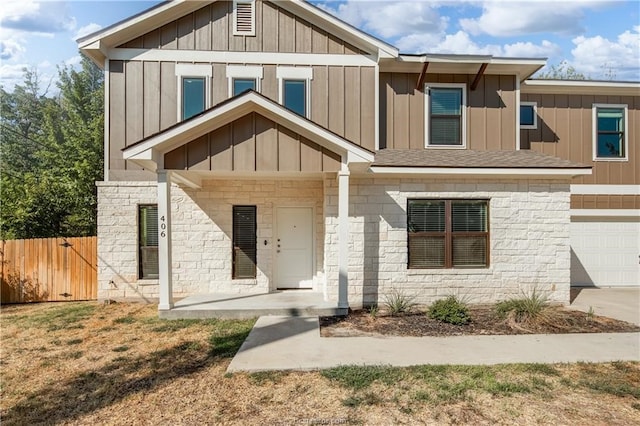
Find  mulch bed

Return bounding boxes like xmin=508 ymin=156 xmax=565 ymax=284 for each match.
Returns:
xmin=320 ymin=305 xmax=640 ymax=337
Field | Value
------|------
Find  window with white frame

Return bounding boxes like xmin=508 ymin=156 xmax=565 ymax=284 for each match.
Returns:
xmin=520 ymin=102 xmax=537 ymax=129
xmin=593 ymin=104 xmax=628 ymax=161
xmin=233 ymin=0 xmax=256 ymax=36
xmin=227 ymin=65 xmax=263 ymax=97
xmin=425 ymin=83 xmax=467 ymax=148
xmin=277 ymin=67 xmax=312 ymax=117
xmin=175 ymin=64 xmax=212 ymax=121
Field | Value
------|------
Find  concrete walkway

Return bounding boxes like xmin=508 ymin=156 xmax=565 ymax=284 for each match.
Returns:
xmin=227 ymin=316 xmax=640 ymax=372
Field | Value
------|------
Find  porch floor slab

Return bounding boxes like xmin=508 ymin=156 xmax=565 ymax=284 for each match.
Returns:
xmin=158 ymin=291 xmax=346 ymax=320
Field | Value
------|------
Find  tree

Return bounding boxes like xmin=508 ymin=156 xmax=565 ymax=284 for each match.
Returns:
xmin=536 ymin=60 xmax=588 ymax=80
xmin=0 ymin=55 xmax=104 ymax=239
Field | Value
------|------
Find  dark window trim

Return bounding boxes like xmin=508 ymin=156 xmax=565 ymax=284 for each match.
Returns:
xmin=232 ymin=205 xmax=257 ymax=279
xmin=407 ymin=199 xmax=490 ymax=269
xmin=138 ymin=204 xmax=159 ymax=279
xmin=594 ymin=106 xmax=626 ymax=159
xmin=427 ymin=85 xmax=466 ymax=147
xmin=181 ymin=76 xmax=206 ymax=120
xmin=283 ymin=78 xmax=307 ymax=116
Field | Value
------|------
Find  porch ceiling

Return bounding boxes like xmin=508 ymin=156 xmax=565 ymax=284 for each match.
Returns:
xmin=122 ymin=91 xmax=374 ymax=172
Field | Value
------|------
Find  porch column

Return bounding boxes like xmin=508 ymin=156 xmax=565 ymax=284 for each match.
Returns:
xmin=337 ymin=169 xmax=350 ymax=309
xmin=157 ymin=170 xmax=174 ymax=310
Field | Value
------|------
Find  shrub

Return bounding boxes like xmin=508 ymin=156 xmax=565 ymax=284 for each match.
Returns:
xmin=383 ymin=288 xmax=417 ymax=315
xmin=428 ymin=296 xmax=470 ymax=325
xmin=495 ymin=289 xmax=549 ymax=323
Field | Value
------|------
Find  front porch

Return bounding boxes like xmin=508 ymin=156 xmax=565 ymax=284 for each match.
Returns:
xmin=159 ymin=291 xmax=346 ymax=320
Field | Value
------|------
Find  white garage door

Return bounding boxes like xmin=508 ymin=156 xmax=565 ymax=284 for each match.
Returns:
xmin=571 ymin=218 xmax=640 ymax=287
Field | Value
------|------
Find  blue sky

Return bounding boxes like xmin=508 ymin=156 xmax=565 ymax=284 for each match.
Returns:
xmin=1 ymin=0 xmax=639 ymax=92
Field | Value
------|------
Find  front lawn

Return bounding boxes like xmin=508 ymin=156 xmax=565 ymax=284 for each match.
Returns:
xmin=1 ymin=302 xmax=638 ymax=425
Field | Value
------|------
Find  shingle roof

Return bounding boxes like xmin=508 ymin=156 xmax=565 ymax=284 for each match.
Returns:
xmin=373 ymin=149 xmax=590 ymax=169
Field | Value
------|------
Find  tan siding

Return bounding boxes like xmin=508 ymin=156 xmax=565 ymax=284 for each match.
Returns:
xmin=380 ymin=73 xmax=517 ymax=151
xmin=262 ymin=65 xmax=277 ymax=101
xmin=119 ymin=0 xmax=363 ymax=55
xmin=311 ymin=66 xmax=328 ymax=128
xmin=143 ymin=61 xmax=160 ymax=137
xmin=109 ymin=61 xmax=126 ymax=170
xmin=571 ymin=195 xmax=640 ymax=209
xmin=255 ymin=115 xmax=278 ymax=171
xmin=212 ymin=63 xmax=227 ymax=105
xmin=143 ymin=29 xmax=160 ymax=49
xmin=522 ymin=92 xmax=640 ymax=185
xmin=344 ymin=67 xmax=361 ymax=146
xmin=328 ymin=66 xmax=345 ymax=137
xmin=125 ymin=61 xmax=143 ymax=147
xmin=160 ymin=61 xmax=177 ymax=130
xmin=164 ymin=113 xmax=338 ymax=173
xmin=360 ymin=67 xmax=376 ymax=151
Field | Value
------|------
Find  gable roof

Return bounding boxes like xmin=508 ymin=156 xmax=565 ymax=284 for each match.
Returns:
xmin=78 ymin=0 xmax=398 ymax=67
xmin=123 ymin=90 xmax=374 ymax=171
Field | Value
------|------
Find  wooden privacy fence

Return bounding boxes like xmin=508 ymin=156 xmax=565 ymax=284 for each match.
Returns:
xmin=1 ymin=237 xmax=97 ymax=304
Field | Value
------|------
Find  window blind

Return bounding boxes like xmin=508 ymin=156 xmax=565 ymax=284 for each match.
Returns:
xmin=233 ymin=206 xmax=257 ymax=279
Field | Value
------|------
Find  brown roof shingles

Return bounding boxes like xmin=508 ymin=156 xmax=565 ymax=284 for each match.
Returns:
xmin=373 ymin=149 xmax=591 ymax=169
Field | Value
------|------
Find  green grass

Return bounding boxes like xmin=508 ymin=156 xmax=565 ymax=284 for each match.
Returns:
xmin=321 ymin=365 xmax=404 ymax=390
xmin=9 ymin=303 xmax=97 ymax=331
xmin=207 ymin=318 xmax=256 ymax=358
xmin=112 ymin=346 xmax=130 ymax=353
xmin=113 ymin=316 xmax=136 ymax=324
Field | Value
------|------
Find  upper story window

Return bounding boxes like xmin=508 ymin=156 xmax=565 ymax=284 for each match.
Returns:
xmin=175 ymin=64 xmax=212 ymax=121
xmin=520 ymin=102 xmax=537 ymax=129
xmin=408 ymin=199 xmax=489 ymax=269
xmin=227 ymin=65 xmax=263 ymax=97
xmin=593 ymin=104 xmax=628 ymax=161
xmin=425 ymin=83 xmax=467 ymax=148
xmin=233 ymin=79 xmax=256 ymax=96
xmin=277 ymin=67 xmax=313 ymax=118
xmin=233 ymin=0 xmax=256 ymax=36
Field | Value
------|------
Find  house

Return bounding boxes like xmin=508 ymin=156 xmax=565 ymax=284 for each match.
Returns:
xmin=78 ymin=0 xmax=639 ymax=315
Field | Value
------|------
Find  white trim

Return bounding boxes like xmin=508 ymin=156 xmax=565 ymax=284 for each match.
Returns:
xmin=226 ymin=65 xmax=263 ymax=97
xmin=374 ymin=61 xmax=380 ymax=151
xmin=520 ymin=101 xmax=537 ymax=130
xmin=277 ymin=67 xmax=313 ymax=119
xmin=522 ymin=79 xmax=640 ymax=95
xmin=107 ymin=48 xmax=378 ymax=67
xmin=232 ymin=0 xmax=256 ymax=37
xmin=370 ymin=166 xmax=591 ymax=176
xmin=571 ymin=184 xmax=640 ymax=195
xmin=175 ymin=64 xmax=212 ymax=122
xmin=425 ymin=83 xmax=467 ymax=149
xmin=592 ymin=103 xmax=628 ymax=162
xmin=571 ymin=209 xmax=640 ymax=217
xmin=515 ymin=78 xmax=520 ymax=150
xmin=104 ymin=59 xmax=110 ymax=181
xmin=157 ymin=171 xmax=174 ymax=311
xmin=337 ymin=170 xmax=350 ymax=309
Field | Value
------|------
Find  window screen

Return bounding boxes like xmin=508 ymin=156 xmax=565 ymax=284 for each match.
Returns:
xmin=182 ymin=77 xmax=205 ymax=120
xmin=139 ymin=205 xmax=159 ymax=279
xmin=233 ymin=206 xmax=257 ymax=279
xmin=408 ymin=199 xmax=489 ymax=269
xmin=520 ymin=104 xmax=536 ymax=127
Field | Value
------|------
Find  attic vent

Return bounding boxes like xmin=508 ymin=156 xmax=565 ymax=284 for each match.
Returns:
xmin=234 ymin=0 xmax=255 ymax=36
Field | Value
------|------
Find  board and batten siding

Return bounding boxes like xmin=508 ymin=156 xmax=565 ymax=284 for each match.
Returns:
xmin=570 ymin=195 xmax=640 ymax=209
xmin=521 ymin=93 xmax=640 ymax=186
xmin=164 ymin=112 xmax=341 ymax=173
xmin=379 ymin=73 xmax=517 ymax=151
xmin=108 ymin=61 xmax=375 ymax=173
xmin=119 ymin=0 xmax=363 ymax=55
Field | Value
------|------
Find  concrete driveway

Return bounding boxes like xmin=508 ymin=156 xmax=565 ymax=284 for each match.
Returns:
xmin=570 ymin=287 xmax=640 ymax=325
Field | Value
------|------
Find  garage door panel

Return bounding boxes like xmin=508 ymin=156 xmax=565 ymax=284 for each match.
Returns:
xmin=570 ymin=218 xmax=639 ymax=287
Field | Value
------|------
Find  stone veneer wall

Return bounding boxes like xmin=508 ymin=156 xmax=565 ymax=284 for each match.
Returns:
xmin=324 ymin=177 xmax=572 ymax=307
xmin=96 ymin=179 xmax=325 ymax=301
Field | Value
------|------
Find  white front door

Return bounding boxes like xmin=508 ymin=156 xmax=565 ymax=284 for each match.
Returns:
xmin=276 ymin=207 xmax=313 ymax=289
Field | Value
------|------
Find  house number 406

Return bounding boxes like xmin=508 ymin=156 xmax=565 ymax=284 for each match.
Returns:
xmin=160 ymin=216 xmax=167 ymax=238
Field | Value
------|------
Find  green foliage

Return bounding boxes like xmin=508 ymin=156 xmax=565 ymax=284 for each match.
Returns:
xmin=383 ymin=288 xmax=417 ymax=315
xmin=1 ymin=56 xmax=104 ymax=239
xmin=536 ymin=60 xmax=588 ymax=80
xmin=10 ymin=303 xmax=96 ymax=331
xmin=427 ymin=296 xmax=470 ymax=325
xmin=495 ymin=290 xmax=549 ymax=322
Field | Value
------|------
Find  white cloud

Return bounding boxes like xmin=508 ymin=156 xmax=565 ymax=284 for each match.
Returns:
xmin=571 ymin=26 xmax=640 ymax=80
xmin=74 ymin=23 xmax=102 ymax=41
xmin=0 ymin=0 xmax=76 ymax=35
xmin=502 ymin=40 xmax=561 ymax=58
xmin=460 ymin=0 xmax=608 ymax=37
